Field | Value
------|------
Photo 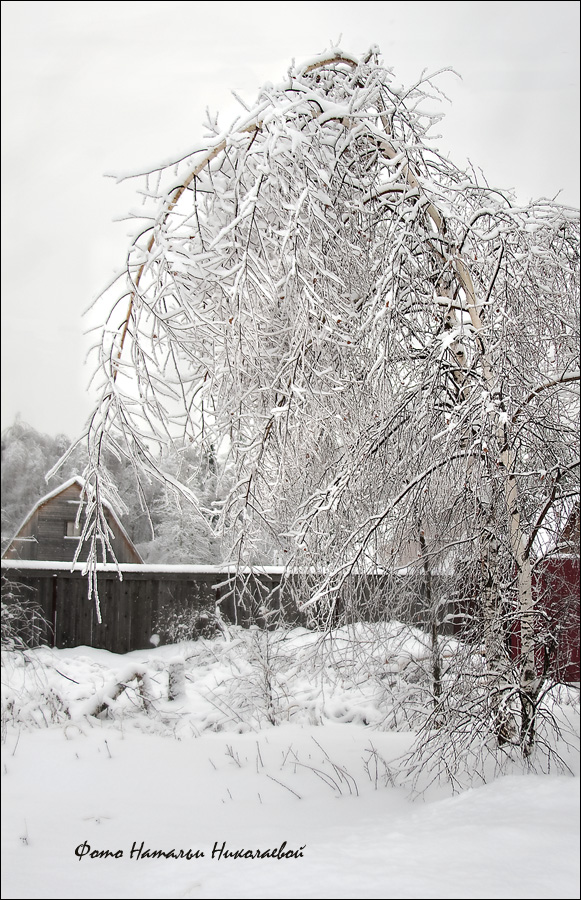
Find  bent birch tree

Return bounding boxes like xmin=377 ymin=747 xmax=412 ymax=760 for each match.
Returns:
xmin=76 ymin=47 xmax=580 ymax=762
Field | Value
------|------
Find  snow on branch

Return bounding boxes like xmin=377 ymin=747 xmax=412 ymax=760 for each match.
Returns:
xmin=75 ymin=42 xmax=579 ymax=727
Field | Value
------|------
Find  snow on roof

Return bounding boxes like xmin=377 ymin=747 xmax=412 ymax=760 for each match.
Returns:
xmin=3 ymin=476 xmax=84 ymax=549
xmin=3 ymin=476 xmax=142 ymax=562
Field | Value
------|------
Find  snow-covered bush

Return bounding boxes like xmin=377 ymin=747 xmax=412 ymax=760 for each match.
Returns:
xmin=2 ymin=619 xmax=578 ymax=790
xmin=153 ymin=599 xmax=221 ymax=644
xmin=1 ymin=574 xmax=50 ymax=651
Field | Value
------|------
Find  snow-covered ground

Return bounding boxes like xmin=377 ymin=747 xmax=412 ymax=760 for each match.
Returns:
xmin=2 ymin=626 xmax=579 ymax=899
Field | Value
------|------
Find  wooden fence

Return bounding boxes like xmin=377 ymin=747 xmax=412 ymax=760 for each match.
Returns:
xmin=1 ymin=561 xmax=439 ymax=653
xmin=3 ymin=560 xmax=578 ymax=682
xmin=1 ymin=564 xmax=282 ymax=653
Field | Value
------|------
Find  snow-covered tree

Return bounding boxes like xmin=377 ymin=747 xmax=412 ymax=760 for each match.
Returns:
xmin=133 ymin=442 xmax=226 ymax=564
xmin=78 ymin=47 xmax=579 ymax=761
xmin=1 ymin=419 xmax=87 ymax=549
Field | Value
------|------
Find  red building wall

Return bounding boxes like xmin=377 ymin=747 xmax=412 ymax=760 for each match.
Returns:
xmin=509 ymin=557 xmax=580 ymax=683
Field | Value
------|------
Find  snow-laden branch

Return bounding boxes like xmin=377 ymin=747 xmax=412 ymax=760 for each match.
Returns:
xmin=71 ymin=47 xmax=580 ymax=761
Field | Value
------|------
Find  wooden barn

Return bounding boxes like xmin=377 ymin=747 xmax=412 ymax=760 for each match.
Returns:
xmin=2 ymin=476 xmax=143 ymax=564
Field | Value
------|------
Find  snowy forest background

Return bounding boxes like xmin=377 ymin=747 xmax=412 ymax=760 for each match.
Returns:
xmin=1 ymin=418 xmax=224 ymax=564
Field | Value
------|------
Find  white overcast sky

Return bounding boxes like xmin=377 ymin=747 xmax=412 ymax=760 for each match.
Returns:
xmin=1 ymin=0 xmax=579 ymax=440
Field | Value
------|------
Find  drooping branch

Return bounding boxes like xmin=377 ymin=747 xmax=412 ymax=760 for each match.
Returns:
xmin=77 ymin=47 xmax=579 ymax=766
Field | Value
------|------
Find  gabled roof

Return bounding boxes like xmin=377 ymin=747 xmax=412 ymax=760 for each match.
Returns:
xmin=3 ymin=476 xmax=143 ymax=563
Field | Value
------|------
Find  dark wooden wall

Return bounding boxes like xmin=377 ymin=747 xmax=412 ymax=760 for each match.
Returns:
xmin=2 ymin=568 xmax=289 ymax=653
xmin=1 ymin=566 xmax=440 ymax=653
xmin=3 ymin=483 xmax=141 ymax=564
